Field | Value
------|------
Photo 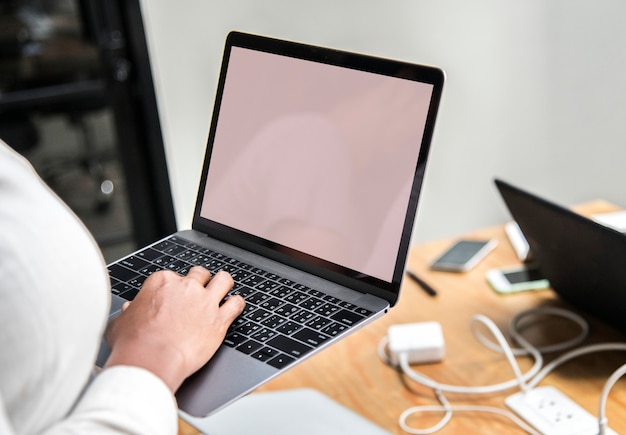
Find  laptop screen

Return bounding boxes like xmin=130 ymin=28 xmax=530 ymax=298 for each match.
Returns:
xmin=195 ymin=33 xmax=443 ymax=293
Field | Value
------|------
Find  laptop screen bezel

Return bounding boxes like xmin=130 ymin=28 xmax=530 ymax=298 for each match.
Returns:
xmin=192 ymin=31 xmax=444 ymax=306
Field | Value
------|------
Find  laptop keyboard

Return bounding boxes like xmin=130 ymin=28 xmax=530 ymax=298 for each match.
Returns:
xmin=108 ymin=235 xmax=374 ymax=369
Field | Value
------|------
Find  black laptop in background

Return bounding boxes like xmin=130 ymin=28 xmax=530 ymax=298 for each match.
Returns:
xmin=495 ymin=178 xmax=626 ymax=334
xmin=99 ymin=31 xmax=445 ymax=418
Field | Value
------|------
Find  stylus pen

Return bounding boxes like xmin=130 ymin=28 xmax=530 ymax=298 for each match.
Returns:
xmin=405 ymin=270 xmax=437 ymax=297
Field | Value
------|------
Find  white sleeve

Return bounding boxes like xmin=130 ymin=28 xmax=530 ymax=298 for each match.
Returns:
xmin=45 ymin=366 xmax=178 ymax=435
xmin=0 ymin=142 xmax=179 ymax=435
xmin=0 ymin=367 xmax=178 ymax=435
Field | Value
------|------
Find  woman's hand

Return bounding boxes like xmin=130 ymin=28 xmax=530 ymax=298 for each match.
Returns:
xmin=104 ymin=266 xmax=245 ymax=392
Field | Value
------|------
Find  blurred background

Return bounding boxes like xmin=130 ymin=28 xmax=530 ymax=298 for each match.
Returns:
xmin=0 ymin=0 xmax=176 ymax=262
xmin=2 ymin=0 xmax=625 ymax=263
xmin=142 ymin=0 xmax=626 ymax=244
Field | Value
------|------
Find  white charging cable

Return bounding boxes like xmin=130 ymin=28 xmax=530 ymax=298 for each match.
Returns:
xmin=382 ymin=313 xmax=545 ymax=433
xmin=396 ymin=314 xmax=543 ymax=395
xmin=379 ymin=307 xmax=626 ymax=434
xmin=397 ymin=387 xmax=540 ymax=435
xmin=598 ymin=363 xmax=626 ymax=435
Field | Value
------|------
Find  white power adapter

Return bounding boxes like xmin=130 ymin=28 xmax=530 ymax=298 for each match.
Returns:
xmin=387 ymin=321 xmax=445 ymax=367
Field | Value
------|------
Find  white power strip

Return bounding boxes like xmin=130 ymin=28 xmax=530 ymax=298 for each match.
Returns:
xmin=506 ymin=386 xmax=617 ymax=435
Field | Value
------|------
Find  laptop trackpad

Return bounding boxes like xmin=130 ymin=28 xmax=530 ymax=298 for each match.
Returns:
xmin=176 ymin=346 xmax=277 ymax=417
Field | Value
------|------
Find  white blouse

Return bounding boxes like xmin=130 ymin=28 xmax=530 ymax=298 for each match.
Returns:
xmin=0 ymin=140 xmax=177 ymax=434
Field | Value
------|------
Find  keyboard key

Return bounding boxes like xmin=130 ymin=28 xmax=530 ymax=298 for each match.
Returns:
xmin=264 ymin=273 xmax=281 ymax=281
xmin=339 ymin=301 xmax=358 ymax=310
xmin=355 ymin=307 xmax=373 ymax=317
xmin=274 ymin=303 xmax=299 ymax=317
xmin=306 ymin=316 xmax=332 ymax=330
xmin=322 ymin=322 xmax=348 ymax=337
xmin=307 ymin=289 xmax=324 ymax=298
xmin=139 ymin=264 xmax=162 ymax=276
xmin=276 ymin=321 xmax=302 ymax=335
xmin=153 ymin=255 xmax=176 ymax=266
xmin=277 ymin=277 xmax=296 ymax=287
xmin=262 ymin=315 xmax=287 ymax=329
xmin=247 ymin=308 xmax=272 ymax=323
xmin=163 ymin=244 xmax=186 ymax=256
xmin=252 ymin=328 xmax=277 ymax=342
xmin=177 ymin=250 xmax=198 ymax=261
xmin=153 ymin=240 xmax=174 ymax=251
xmin=169 ymin=236 xmax=192 ymax=246
xmin=284 ymin=291 xmax=307 ymax=304
xmin=240 ymin=304 xmax=257 ymax=318
xmin=236 ymin=339 xmax=263 ymax=354
xmin=292 ymin=328 xmax=330 ymax=348
xmin=247 ymin=292 xmax=271 ymax=305
xmin=242 ymin=274 xmax=265 ymax=287
xmin=230 ymin=284 xmax=256 ymax=298
xmin=251 ymin=347 xmax=279 ymax=362
xmin=220 ymin=264 xmax=239 ymax=274
xmin=189 ymin=254 xmax=211 ymax=265
xmin=230 ymin=316 xmax=247 ymax=330
xmin=300 ymin=296 xmax=324 ymax=310
xmin=108 ymin=263 xmax=139 ymax=283
xmin=259 ymin=297 xmax=284 ymax=311
xmin=236 ymin=321 xmax=261 ymax=336
xmin=136 ymin=247 xmax=163 ymax=261
xmin=267 ymin=335 xmax=313 ymax=358
xmin=267 ymin=353 xmax=295 ymax=369
xmin=224 ymin=332 xmax=247 ymax=347
xmin=185 ymin=242 xmax=204 ymax=252
xmin=269 ymin=285 xmax=292 ymax=299
xmin=314 ymin=303 xmax=340 ymax=317
xmin=127 ymin=275 xmax=147 ymax=288
xmin=290 ymin=309 xmax=315 ymax=323
xmin=119 ymin=287 xmax=139 ymax=301
xmin=256 ymin=280 xmax=280 ymax=292
xmin=323 ymin=294 xmax=342 ymax=304
xmin=205 ymin=259 xmax=226 ymax=271
xmin=248 ymin=267 xmax=266 ymax=276
xmin=112 ymin=281 xmax=133 ymax=295
xmin=230 ymin=269 xmax=250 ymax=281
xmin=331 ymin=309 xmax=366 ymax=326
xmin=166 ymin=260 xmax=188 ymax=273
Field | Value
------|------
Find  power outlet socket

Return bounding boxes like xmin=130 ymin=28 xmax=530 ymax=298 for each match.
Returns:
xmin=505 ymin=386 xmax=617 ymax=435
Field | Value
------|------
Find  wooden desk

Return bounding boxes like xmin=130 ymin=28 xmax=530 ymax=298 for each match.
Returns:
xmin=180 ymin=200 xmax=626 ymax=434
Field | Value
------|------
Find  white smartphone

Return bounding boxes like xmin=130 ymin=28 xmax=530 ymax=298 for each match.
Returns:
xmin=486 ymin=264 xmax=550 ymax=294
xmin=429 ymin=239 xmax=497 ymax=272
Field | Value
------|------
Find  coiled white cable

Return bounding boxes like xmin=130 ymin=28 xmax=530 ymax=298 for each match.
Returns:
xmin=475 ymin=307 xmax=589 ymax=355
xmin=397 ymin=386 xmax=540 ymax=435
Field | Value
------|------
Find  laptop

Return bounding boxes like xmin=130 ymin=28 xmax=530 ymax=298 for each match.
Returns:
xmin=98 ymin=31 xmax=444 ymax=417
xmin=494 ymin=178 xmax=626 ymax=334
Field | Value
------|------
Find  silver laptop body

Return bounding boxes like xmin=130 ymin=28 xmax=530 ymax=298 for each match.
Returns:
xmin=99 ymin=31 xmax=444 ymax=417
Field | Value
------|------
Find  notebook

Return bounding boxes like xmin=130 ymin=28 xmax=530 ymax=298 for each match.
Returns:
xmin=494 ymin=178 xmax=626 ymax=334
xmin=98 ymin=31 xmax=444 ymax=417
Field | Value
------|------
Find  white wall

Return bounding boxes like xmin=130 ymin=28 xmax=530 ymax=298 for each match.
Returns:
xmin=139 ymin=0 xmax=626 ymax=244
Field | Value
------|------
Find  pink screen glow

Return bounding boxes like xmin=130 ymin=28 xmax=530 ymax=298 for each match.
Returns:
xmin=201 ymin=47 xmax=433 ymax=282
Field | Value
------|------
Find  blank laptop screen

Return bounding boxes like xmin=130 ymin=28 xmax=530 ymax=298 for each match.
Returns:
xmin=200 ymin=46 xmax=434 ymax=283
